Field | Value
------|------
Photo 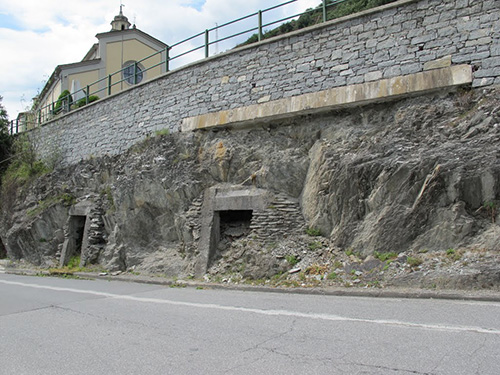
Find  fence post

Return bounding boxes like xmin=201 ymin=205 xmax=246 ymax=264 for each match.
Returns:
xmin=165 ymin=46 xmax=170 ymax=72
xmin=108 ymin=74 xmax=112 ymax=96
xmin=134 ymin=62 xmax=138 ymax=84
xmin=322 ymin=0 xmax=327 ymax=23
xmin=65 ymin=93 xmax=70 ymax=112
xmin=258 ymin=10 xmax=263 ymax=41
xmin=205 ymin=29 xmax=209 ymax=58
xmin=86 ymin=85 xmax=90 ymax=105
xmin=16 ymin=119 xmax=19 ymax=134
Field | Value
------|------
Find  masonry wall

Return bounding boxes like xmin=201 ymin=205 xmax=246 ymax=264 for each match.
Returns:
xmin=35 ymin=0 xmax=500 ymax=165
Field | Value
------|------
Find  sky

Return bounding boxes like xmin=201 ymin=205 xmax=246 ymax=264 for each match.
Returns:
xmin=0 ymin=0 xmax=318 ymax=121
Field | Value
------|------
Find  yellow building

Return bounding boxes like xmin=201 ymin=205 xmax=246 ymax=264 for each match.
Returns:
xmin=35 ymin=7 xmax=167 ymax=123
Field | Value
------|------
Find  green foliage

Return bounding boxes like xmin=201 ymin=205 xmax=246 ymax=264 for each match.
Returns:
xmin=332 ymin=259 xmax=343 ymax=269
xmin=53 ymin=90 xmax=73 ymax=114
xmin=308 ymin=241 xmax=323 ymax=251
xmin=155 ymin=128 xmax=170 ymax=137
xmin=0 ymin=95 xmax=13 ymax=180
xmin=2 ymin=135 xmax=49 ymax=186
xmin=67 ymin=255 xmax=81 ymax=269
xmin=407 ymin=256 xmax=423 ymax=268
xmin=305 ymin=227 xmax=322 ymax=236
xmin=446 ymin=248 xmax=462 ymax=261
xmin=327 ymin=271 xmax=338 ymax=280
xmin=374 ymin=251 xmax=398 ymax=262
xmin=1 ymin=134 xmax=52 ymax=213
xmin=75 ymin=95 xmax=99 ymax=108
xmin=27 ymin=193 xmax=76 ymax=217
xmin=285 ymin=254 xmax=299 ymax=266
xmin=238 ymin=0 xmax=397 ymax=47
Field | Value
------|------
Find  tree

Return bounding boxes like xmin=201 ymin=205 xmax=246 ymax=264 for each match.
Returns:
xmin=0 ymin=95 xmax=13 ymax=178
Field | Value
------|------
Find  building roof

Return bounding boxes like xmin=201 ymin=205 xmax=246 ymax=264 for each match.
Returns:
xmin=35 ymin=9 xmax=167 ymax=110
xmin=95 ymin=27 xmax=167 ymax=49
xmin=82 ymin=44 xmax=99 ymax=61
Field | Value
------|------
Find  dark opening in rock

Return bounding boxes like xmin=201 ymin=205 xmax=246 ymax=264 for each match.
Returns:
xmin=219 ymin=210 xmax=253 ymax=239
xmin=71 ymin=216 xmax=87 ymax=256
xmin=208 ymin=210 xmax=253 ymax=265
xmin=0 ymin=237 xmax=6 ymax=259
xmin=60 ymin=215 xmax=88 ymax=266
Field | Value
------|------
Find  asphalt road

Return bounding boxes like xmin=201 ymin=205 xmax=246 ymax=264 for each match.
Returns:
xmin=1 ymin=273 xmax=499 ymax=375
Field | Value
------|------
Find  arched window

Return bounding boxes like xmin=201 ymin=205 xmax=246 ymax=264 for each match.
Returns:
xmin=122 ymin=61 xmax=144 ymax=85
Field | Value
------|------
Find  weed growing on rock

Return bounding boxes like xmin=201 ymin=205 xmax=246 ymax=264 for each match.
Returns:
xmin=374 ymin=251 xmax=398 ymax=262
xmin=305 ymin=227 xmax=322 ymax=236
xmin=308 ymin=241 xmax=323 ymax=251
xmin=285 ymin=255 xmax=299 ymax=266
xmin=407 ymin=256 xmax=423 ymax=268
xmin=305 ymin=264 xmax=327 ymax=275
xmin=327 ymin=271 xmax=338 ymax=280
xmin=155 ymin=128 xmax=170 ymax=137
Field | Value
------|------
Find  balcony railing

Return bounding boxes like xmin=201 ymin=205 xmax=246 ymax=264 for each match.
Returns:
xmin=9 ymin=0 xmax=393 ymax=134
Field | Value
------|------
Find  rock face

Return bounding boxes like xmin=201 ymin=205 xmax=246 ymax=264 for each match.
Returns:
xmin=1 ymin=87 xmax=499 ymax=286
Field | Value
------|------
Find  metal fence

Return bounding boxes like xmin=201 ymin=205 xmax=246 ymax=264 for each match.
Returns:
xmin=9 ymin=0 xmax=365 ymax=135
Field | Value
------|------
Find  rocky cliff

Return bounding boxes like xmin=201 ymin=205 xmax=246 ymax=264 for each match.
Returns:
xmin=1 ymin=86 xmax=499 ymax=289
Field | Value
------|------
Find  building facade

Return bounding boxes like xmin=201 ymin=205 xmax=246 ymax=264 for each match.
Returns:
xmin=34 ymin=7 xmax=167 ymax=124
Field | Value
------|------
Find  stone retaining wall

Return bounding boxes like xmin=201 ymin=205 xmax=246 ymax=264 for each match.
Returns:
xmin=34 ymin=0 xmax=500 ymax=165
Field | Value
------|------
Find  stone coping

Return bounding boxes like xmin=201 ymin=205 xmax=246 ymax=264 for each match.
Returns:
xmin=182 ymin=64 xmax=472 ymax=132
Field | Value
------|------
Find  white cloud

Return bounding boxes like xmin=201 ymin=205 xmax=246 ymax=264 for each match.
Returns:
xmin=0 ymin=0 xmax=319 ymax=120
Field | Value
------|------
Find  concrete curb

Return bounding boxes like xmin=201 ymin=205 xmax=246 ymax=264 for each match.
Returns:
xmin=5 ymin=268 xmax=500 ymax=303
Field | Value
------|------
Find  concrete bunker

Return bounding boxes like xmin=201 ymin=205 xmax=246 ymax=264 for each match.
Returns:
xmin=59 ymin=201 xmax=93 ymax=267
xmin=195 ymin=186 xmax=268 ymax=276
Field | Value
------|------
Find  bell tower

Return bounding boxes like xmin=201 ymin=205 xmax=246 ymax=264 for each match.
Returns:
xmin=111 ymin=5 xmax=131 ymax=31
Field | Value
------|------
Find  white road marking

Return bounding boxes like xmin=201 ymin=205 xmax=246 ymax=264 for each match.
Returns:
xmin=1 ymin=278 xmax=500 ymax=336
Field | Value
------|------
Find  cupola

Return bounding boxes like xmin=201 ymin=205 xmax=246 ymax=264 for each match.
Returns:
xmin=111 ymin=5 xmax=131 ymax=31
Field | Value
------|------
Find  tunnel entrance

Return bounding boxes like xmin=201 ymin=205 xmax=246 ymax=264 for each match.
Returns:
xmin=60 ymin=215 xmax=88 ymax=267
xmin=219 ymin=210 xmax=253 ymax=240
xmin=209 ymin=210 xmax=253 ymax=265
xmin=0 ymin=237 xmax=6 ymax=259
xmin=70 ymin=215 xmax=87 ymax=257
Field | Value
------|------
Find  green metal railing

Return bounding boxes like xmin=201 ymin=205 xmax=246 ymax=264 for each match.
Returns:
xmin=12 ymin=0 xmax=360 ymax=133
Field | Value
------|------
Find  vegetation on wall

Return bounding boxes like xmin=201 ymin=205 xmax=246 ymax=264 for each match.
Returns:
xmin=0 ymin=96 xmax=12 ymax=182
xmin=53 ymin=90 xmax=73 ymax=114
xmin=1 ymin=134 xmax=50 ymax=212
xmin=239 ymin=0 xmax=397 ymax=46
xmin=76 ymin=95 xmax=99 ymax=108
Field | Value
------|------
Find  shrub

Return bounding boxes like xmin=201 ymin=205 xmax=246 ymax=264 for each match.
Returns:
xmin=53 ymin=90 xmax=73 ymax=114
xmin=75 ymin=95 xmax=99 ymax=108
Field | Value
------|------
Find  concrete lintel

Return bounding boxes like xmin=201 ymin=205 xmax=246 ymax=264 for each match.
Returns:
xmin=69 ymin=201 xmax=93 ymax=216
xmin=182 ymin=65 xmax=472 ymax=131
